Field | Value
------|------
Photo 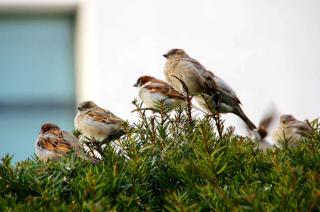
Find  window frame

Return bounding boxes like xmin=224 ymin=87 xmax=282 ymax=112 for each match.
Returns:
xmin=0 ymin=0 xmax=78 ymax=14
xmin=0 ymin=0 xmax=93 ymax=103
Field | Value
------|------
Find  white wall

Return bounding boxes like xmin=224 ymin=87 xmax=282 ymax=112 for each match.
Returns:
xmin=80 ymin=0 xmax=320 ymax=136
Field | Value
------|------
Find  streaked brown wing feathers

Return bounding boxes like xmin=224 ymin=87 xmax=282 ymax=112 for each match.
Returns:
xmin=145 ymin=83 xmax=186 ymax=100
xmin=202 ymin=70 xmax=217 ymax=93
xmin=38 ymin=136 xmax=72 ymax=154
xmin=86 ymin=110 xmax=122 ymax=124
xmin=295 ymin=122 xmax=313 ymax=137
xmin=183 ymin=57 xmax=207 ymax=72
xmin=259 ymin=115 xmax=274 ymax=130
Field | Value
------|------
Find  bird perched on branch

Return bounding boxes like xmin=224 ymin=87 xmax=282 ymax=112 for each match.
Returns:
xmin=35 ymin=123 xmax=97 ymax=163
xmin=163 ymin=48 xmax=256 ymax=130
xmin=272 ymin=114 xmax=313 ymax=146
xmin=75 ymin=101 xmax=125 ymax=142
xmin=133 ymin=75 xmax=188 ymax=110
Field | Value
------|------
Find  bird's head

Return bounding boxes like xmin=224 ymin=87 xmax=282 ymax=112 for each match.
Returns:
xmin=133 ymin=75 xmax=156 ymax=87
xmin=40 ymin=123 xmax=60 ymax=134
xmin=163 ymin=48 xmax=189 ymax=59
xmin=77 ymin=101 xmax=98 ymax=112
xmin=280 ymin=114 xmax=296 ymax=125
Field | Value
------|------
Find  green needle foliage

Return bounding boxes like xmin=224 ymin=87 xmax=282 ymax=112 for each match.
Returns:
xmin=1 ymin=102 xmax=320 ymax=211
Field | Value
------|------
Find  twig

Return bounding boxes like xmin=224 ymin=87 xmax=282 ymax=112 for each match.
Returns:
xmin=83 ymin=141 xmax=101 ymax=161
xmin=201 ymin=94 xmax=224 ymax=139
xmin=83 ymin=136 xmax=105 ymax=158
xmin=213 ymin=113 xmax=224 ymax=139
xmin=171 ymin=75 xmax=193 ymax=126
xmin=150 ymin=116 xmax=157 ymax=146
xmin=131 ymin=107 xmax=156 ymax=113
xmin=131 ymin=100 xmax=151 ymax=131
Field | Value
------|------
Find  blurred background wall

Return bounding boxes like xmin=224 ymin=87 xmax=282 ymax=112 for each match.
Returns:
xmin=0 ymin=0 xmax=319 ymax=162
xmin=0 ymin=0 xmax=77 ymax=162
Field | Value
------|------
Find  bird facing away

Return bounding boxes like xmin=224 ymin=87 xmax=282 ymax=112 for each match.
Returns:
xmin=133 ymin=75 xmax=188 ymax=110
xmin=74 ymin=101 xmax=125 ymax=142
xmin=163 ymin=48 xmax=256 ymax=130
xmin=35 ymin=123 xmax=95 ymax=162
xmin=272 ymin=114 xmax=313 ymax=146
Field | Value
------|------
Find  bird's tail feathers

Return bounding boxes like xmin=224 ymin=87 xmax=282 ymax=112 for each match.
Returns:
xmin=234 ymin=107 xmax=256 ymax=130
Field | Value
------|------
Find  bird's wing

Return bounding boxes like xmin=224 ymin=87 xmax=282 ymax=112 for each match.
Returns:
xmin=213 ymin=75 xmax=241 ymax=104
xmin=173 ymin=57 xmax=239 ymax=104
xmin=145 ymin=81 xmax=187 ymax=101
xmin=62 ymin=131 xmax=80 ymax=146
xmin=86 ymin=109 xmax=123 ymax=125
xmin=179 ymin=57 xmax=214 ymax=88
xmin=256 ymin=113 xmax=275 ymax=139
xmin=182 ymin=57 xmax=207 ymax=73
xmin=292 ymin=121 xmax=313 ymax=137
xmin=180 ymin=58 xmax=239 ymax=100
xmin=37 ymin=133 xmax=72 ymax=155
xmin=201 ymin=70 xmax=218 ymax=93
xmin=259 ymin=113 xmax=275 ymax=130
xmin=62 ymin=131 xmax=96 ymax=161
xmin=201 ymin=71 xmax=240 ymax=104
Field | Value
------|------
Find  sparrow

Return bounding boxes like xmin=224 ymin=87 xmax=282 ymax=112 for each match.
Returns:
xmin=74 ymin=101 xmax=125 ymax=142
xmin=272 ymin=114 xmax=313 ymax=146
xmin=133 ymin=75 xmax=188 ymax=110
xmin=163 ymin=48 xmax=217 ymax=96
xmin=35 ymin=123 xmax=96 ymax=162
xmin=163 ymin=48 xmax=256 ymax=130
xmin=248 ymin=110 xmax=276 ymax=150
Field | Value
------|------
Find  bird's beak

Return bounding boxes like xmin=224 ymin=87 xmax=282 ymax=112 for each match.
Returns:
xmin=133 ymin=83 xmax=138 ymax=87
xmin=163 ymin=53 xmax=169 ymax=58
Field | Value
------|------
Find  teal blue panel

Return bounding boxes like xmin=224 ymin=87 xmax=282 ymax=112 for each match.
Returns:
xmin=0 ymin=106 xmax=75 ymax=162
xmin=0 ymin=15 xmax=75 ymax=103
xmin=0 ymin=15 xmax=75 ymax=163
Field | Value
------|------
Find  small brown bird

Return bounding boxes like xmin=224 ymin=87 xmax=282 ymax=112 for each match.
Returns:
xmin=133 ymin=75 xmax=188 ymax=109
xmin=272 ymin=114 xmax=313 ymax=146
xmin=35 ymin=123 xmax=95 ymax=162
xmin=163 ymin=49 xmax=217 ymax=96
xmin=74 ymin=101 xmax=125 ymax=142
xmin=163 ymin=48 xmax=256 ymax=129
